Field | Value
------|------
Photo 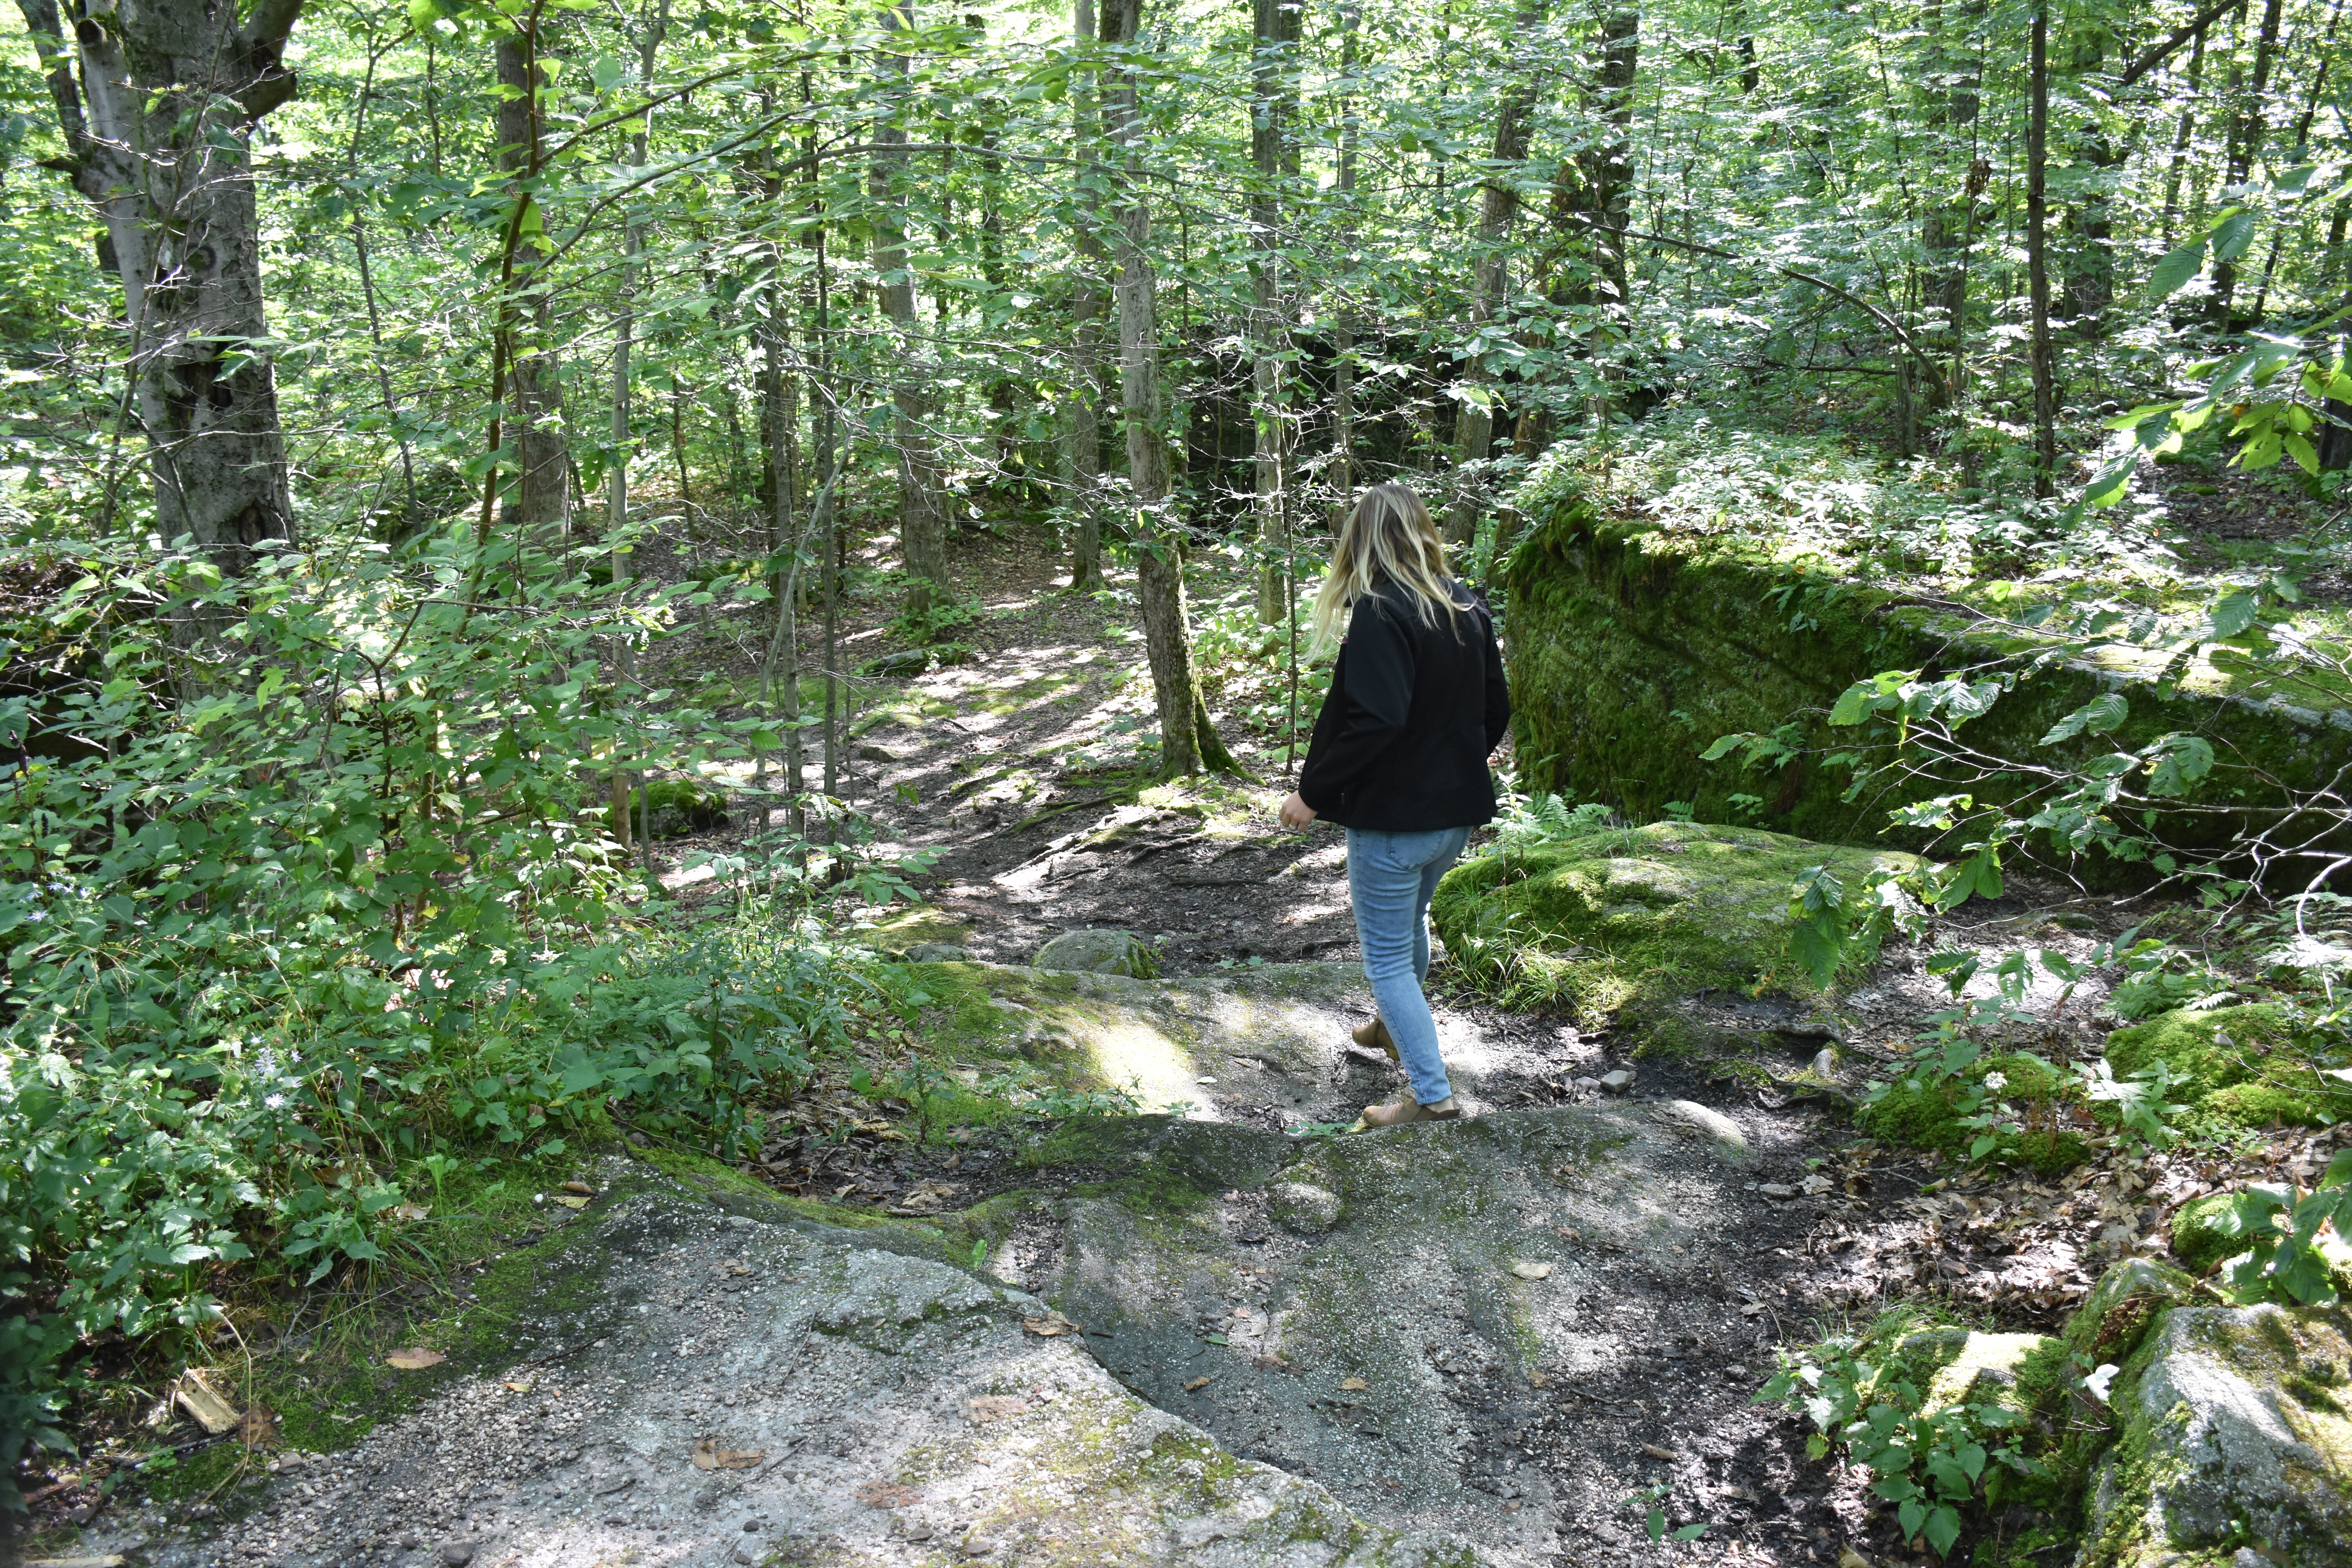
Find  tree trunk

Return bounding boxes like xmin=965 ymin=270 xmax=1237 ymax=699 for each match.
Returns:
xmin=2157 ymin=27 xmax=2207 ymax=246
xmin=1067 ymin=0 xmax=1107 ymax=593
xmin=2026 ymin=2 xmax=2057 ymax=498
xmin=1328 ymin=0 xmax=1360 ymax=522
xmin=2211 ymin=0 xmax=2284 ymax=327
xmin=1250 ymin=0 xmax=1300 ymax=624
xmin=2319 ymin=198 xmax=2352 ymax=471
xmin=1102 ymin=0 xmax=1235 ymax=778
xmin=1576 ymin=4 xmax=1638 ymax=414
xmin=1443 ymin=0 xmax=1546 ymax=546
xmin=873 ymin=2 xmax=952 ymax=613
xmin=496 ymin=23 xmax=570 ymax=547
xmin=16 ymin=0 xmax=301 ymax=573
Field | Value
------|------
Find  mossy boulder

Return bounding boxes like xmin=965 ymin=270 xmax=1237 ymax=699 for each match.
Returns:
xmin=1499 ymin=423 xmax=2352 ymax=884
xmin=2172 ymin=1194 xmax=2244 ymax=1274
xmin=2103 ymin=1004 xmax=2348 ymax=1131
xmin=606 ymin=777 xmax=727 ymax=839
xmin=2063 ymin=1257 xmax=2200 ymax=1367
xmin=1428 ymin=819 xmax=1916 ymax=1041
xmin=2078 ymin=1301 xmax=2352 ymax=1568
xmin=1034 ymin=927 xmax=1161 ymax=978
xmin=1853 ymin=1051 xmax=2092 ymax=1176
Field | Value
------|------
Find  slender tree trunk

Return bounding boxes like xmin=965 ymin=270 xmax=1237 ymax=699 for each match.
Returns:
xmin=2212 ymin=0 xmax=2284 ymax=326
xmin=1067 ymin=0 xmax=1107 ymax=592
xmin=2320 ymin=199 xmax=2352 ymax=471
xmin=873 ymin=2 xmax=952 ymax=613
xmin=1250 ymin=0 xmax=1300 ymax=624
xmin=16 ymin=0 xmax=302 ymax=574
xmin=496 ymin=22 xmax=570 ymax=546
xmin=609 ymin=0 xmax=664 ymax=860
xmin=1103 ymin=0 xmax=1235 ymax=777
xmin=1577 ymin=4 xmax=1638 ymax=417
xmin=2026 ymin=2 xmax=2057 ymax=497
xmin=1444 ymin=0 xmax=1546 ymax=546
xmin=1328 ymin=0 xmax=1360 ymax=522
xmin=2158 ymin=27 xmax=2207 ymax=245
xmin=2248 ymin=0 xmax=2342 ymax=323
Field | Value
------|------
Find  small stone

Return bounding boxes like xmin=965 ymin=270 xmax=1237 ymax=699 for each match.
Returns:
xmin=399 ymin=1535 xmax=421 ymax=1550
xmin=856 ymin=743 xmax=898 ymax=763
xmin=438 ymin=1544 xmax=475 ymax=1568
xmin=1757 ymin=1183 xmax=1797 ymax=1198
xmin=1599 ymin=1069 xmax=1635 ymax=1093
xmin=733 ymin=1553 xmax=755 ymax=1566
xmin=1810 ymin=1047 xmax=1837 ymax=1078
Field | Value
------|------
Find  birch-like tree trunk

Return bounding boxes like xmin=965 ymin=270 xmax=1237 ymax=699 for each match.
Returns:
xmin=873 ymin=1 xmax=952 ymax=613
xmin=2025 ymin=2 xmax=2057 ymax=497
xmin=16 ymin=0 xmax=301 ymax=574
xmin=1328 ymin=0 xmax=1360 ymax=522
xmin=1442 ymin=0 xmax=1544 ymax=546
xmin=1249 ymin=0 xmax=1300 ymax=624
xmin=1066 ymin=0 xmax=1107 ymax=592
xmin=1102 ymin=0 xmax=1234 ymax=777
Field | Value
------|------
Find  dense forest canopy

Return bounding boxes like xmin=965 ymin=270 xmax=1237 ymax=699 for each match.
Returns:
xmin=7 ymin=0 xmax=2352 ymax=1541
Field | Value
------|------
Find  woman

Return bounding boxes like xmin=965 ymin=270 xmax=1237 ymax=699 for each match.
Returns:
xmin=1278 ymin=482 xmax=1511 ymax=1127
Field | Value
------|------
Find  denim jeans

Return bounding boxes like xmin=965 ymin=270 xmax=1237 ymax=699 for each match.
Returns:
xmin=1345 ymin=825 xmax=1472 ymax=1105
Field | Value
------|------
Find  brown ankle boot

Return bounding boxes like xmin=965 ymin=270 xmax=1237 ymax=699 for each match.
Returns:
xmin=1360 ymin=1094 xmax=1460 ymax=1128
xmin=1351 ymin=1015 xmax=1399 ymax=1062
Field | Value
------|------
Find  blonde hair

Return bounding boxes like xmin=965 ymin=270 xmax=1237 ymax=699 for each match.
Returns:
xmin=1307 ymin=482 xmax=1461 ymax=655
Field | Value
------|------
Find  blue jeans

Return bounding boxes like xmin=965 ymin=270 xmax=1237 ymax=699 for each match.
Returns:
xmin=1345 ymin=825 xmax=1471 ymax=1105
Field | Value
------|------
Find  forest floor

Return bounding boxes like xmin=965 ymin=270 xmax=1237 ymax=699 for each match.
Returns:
xmin=43 ymin=492 xmax=2346 ymax=1568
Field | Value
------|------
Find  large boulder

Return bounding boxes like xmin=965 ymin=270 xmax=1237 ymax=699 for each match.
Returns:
xmin=2079 ymin=1301 xmax=2352 ymax=1568
xmin=1429 ymin=820 xmax=1916 ymax=1044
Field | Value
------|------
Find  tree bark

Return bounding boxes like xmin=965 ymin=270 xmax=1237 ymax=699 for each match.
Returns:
xmin=1066 ymin=0 xmax=1107 ymax=592
xmin=1443 ymin=0 xmax=1546 ymax=546
xmin=873 ymin=2 xmax=952 ymax=613
xmin=1102 ymin=0 xmax=1235 ymax=777
xmin=2157 ymin=26 xmax=2206 ymax=246
xmin=2026 ymin=2 xmax=2057 ymax=498
xmin=2211 ymin=0 xmax=2284 ymax=327
xmin=1250 ymin=0 xmax=1300 ymax=624
xmin=1328 ymin=0 xmax=1360 ymax=522
xmin=495 ymin=21 xmax=570 ymax=547
xmin=16 ymin=0 xmax=302 ymax=573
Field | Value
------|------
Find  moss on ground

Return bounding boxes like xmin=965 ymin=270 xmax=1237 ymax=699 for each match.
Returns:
xmin=1429 ymin=819 xmax=1915 ymax=1034
xmin=1855 ymin=1052 xmax=2092 ymax=1176
xmin=2171 ymin=1194 xmax=2242 ymax=1273
xmin=2103 ymin=1004 xmax=2348 ymax=1131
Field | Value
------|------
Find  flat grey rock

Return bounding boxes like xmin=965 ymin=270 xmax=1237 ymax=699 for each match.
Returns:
xmin=1033 ymin=927 xmax=1158 ymax=976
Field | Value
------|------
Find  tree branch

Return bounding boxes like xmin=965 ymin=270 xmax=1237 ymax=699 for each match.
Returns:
xmin=2117 ymin=0 xmax=2235 ymax=87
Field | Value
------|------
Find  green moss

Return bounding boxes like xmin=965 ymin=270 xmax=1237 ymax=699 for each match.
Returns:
xmin=1501 ymin=432 xmax=2352 ymax=884
xmin=2103 ymin=1005 xmax=2347 ymax=1131
xmin=1429 ymin=819 xmax=1915 ymax=1035
xmin=605 ymin=777 xmax=727 ymax=838
xmin=2171 ymin=1193 xmax=2242 ymax=1273
xmin=1855 ymin=1052 xmax=2092 ymax=1175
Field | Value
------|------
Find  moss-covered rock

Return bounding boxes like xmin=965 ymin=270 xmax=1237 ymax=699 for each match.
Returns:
xmin=1853 ymin=1051 xmax=2092 ymax=1176
xmin=2171 ymin=1194 xmax=2243 ymax=1274
xmin=2063 ymin=1257 xmax=2200 ymax=1367
xmin=2078 ymin=1300 xmax=2352 ymax=1568
xmin=2103 ymin=1004 xmax=2348 ymax=1131
xmin=1499 ymin=425 xmax=2352 ymax=883
xmin=1428 ymin=819 xmax=1915 ymax=1038
xmin=606 ymin=777 xmax=727 ymax=839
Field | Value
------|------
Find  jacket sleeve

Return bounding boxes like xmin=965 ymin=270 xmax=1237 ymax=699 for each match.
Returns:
xmin=1297 ymin=596 xmax=1414 ymax=814
xmin=1481 ymin=604 xmax=1512 ymax=754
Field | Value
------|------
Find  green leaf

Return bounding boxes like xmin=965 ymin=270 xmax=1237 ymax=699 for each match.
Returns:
xmin=2286 ymin=432 xmax=2320 ymax=475
xmin=1924 ymin=1504 xmax=1962 ymax=1557
xmin=1829 ymin=681 xmax=1878 ymax=726
xmin=2211 ymin=590 xmax=2259 ymax=638
xmin=1672 ymin=1523 xmax=1711 ymax=1540
xmin=2147 ymin=237 xmax=2207 ymax=297
xmin=2212 ymin=209 xmax=2257 ymax=262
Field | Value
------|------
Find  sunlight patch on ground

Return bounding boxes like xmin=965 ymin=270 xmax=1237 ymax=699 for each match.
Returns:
xmin=1086 ymin=1018 xmax=1214 ymax=1119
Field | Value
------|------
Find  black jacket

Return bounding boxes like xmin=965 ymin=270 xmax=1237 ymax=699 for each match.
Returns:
xmin=1296 ymin=578 xmax=1511 ymax=831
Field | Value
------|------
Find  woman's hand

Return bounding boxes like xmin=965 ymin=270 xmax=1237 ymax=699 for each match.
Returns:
xmin=1278 ymin=792 xmax=1318 ymax=831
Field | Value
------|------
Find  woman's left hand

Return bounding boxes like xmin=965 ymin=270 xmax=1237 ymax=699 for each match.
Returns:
xmin=1278 ymin=792 xmax=1318 ymax=831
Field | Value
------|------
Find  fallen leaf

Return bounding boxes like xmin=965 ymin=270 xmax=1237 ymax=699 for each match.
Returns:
xmin=173 ymin=1369 xmax=240 ymax=1435
xmin=855 ymin=1479 xmax=919 ymax=1508
xmin=1740 ymin=1302 xmax=1769 ymax=1316
xmin=1022 ymin=1311 xmax=1080 ymax=1338
xmin=1338 ymin=1377 xmax=1370 ymax=1392
xmin=503 ymin=1379 xmax=536 ymax=1394
xmin=552 ymin=1194 xmax=590 ymax=1210
xmin=388 ymin=1202 xmax=430 ymax=1223
xmin=1528 ymin=1371 xmax=1550 ymax=1388
xmin=238 ymin=1403 xmax=279 ymax=1449
xmin=561 ymin=1181 xmax=594 ymax=1195
xmin=1642 ymin=1443 xmax=1680 ymax=1461
xmin=385 ymin=1348 xmax=446 ymax=1371
xmin=690 ymin=1439 xmax=765 ymax=1471
xmin=1508 ymin=1260 xmax=1554 ymax=1280
xmin=1840 ymin=1548 xmax=1875 ymax=1568
xmin=1231 ymin=1305 xmax=1252 ymax=1319
xmin=1184 ymin=1376 xmax=1213 ymax=1392
xmin=964 ymin=1395 xmax=1029 ymax=1424
xmin=1203 ymin=1332 xmax=1230 ymax=1345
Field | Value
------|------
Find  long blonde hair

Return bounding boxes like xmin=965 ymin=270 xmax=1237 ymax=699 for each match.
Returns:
xmin=1308 ymin=482 xmax=1460 ymax=655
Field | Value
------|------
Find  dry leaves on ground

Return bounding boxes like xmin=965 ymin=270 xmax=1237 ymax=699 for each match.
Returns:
xmin=238 ymin=1404 xmax=279 ymax=1449
xmin=551 ymin=1194 xmax=590 ymax=1210
xmin=1338 ymin=1377 xmax=1369 ymax=1392
xmin=1183 ymin=1376 xmax=1213 ymax=1392
xmin=1021 ymin=1310 xmax=1080 ymax=1337
xmin=856 ymin=1480 xmax=919 ymax=1508
xmin=503 ymin=1378 xmax=535 ymax=1394
xmin=964 ymin=1395 xmax=1029 ymax=1424
xmin=384 ymin=1348 xmax=445 ymax=1371
xmin=1641 ymin=1443 xmax=1680 ymax=1461
xmin=690 ymin=1439 xmax=764 ymax=1471
xmin=388 ymin=1203 xmax=430 ymax=1222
